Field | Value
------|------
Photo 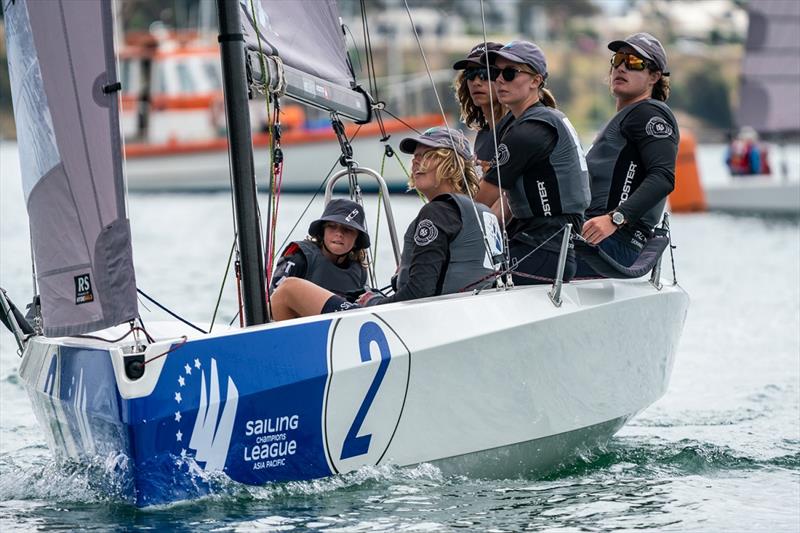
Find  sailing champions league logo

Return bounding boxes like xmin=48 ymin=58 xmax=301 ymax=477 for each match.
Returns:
xmin=172 ymin=357 xmax=238 ymax=471
xmin=74 ymin=273 xmax=94 ymax=304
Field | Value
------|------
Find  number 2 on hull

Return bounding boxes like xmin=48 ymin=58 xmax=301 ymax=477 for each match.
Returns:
xmin=340 ymin=322 xmax=392 ymax=460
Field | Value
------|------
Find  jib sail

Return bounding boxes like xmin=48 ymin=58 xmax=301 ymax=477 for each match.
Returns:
xmin=4 ymin=0 xmax=138 ymax=336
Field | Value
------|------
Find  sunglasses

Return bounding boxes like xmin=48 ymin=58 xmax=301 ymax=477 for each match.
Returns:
xmin=464 ymin=67 xmax=490 ymax=82
xmin=489 ymin=66 xmax=535 ymax=82
xmin=610 ymin=52 xmax=651 ymax=71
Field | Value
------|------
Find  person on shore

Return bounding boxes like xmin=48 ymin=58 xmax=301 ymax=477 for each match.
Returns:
xmin=270 ymin=127 xmax=502 ymax=320
xmin=578 ymin=33 xmax=679 ymax=275
xmin=452 ymin=41 xmax=513 ymax=172
xmin=474 ymin=40 xmax=590 ymax=285
xmin=270 ymin=199 xmax=369 ymax=299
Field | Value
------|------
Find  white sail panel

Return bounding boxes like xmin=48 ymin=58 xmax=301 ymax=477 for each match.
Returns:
xmin=737 ymin=0 xmax=800 ymax=136
xmin=4 ymin=0 xmax=138 ymax=336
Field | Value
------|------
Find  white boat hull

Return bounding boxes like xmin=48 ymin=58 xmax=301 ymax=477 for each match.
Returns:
xmin=705 ymin=177 xmax=800 ymax=215
xmin=18 ymin=279 xmax=688 ymax=506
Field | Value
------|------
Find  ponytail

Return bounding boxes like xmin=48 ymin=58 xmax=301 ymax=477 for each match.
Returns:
xmin=651 ymin=74 xmax=670 ymax=101
xmin=539 ymin=87 xmax=557 ymax=108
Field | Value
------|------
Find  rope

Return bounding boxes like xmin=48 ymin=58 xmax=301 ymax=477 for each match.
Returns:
xmin=402 ymin=0 xmax=498 ymax=284
xmin=144 ymin=335 xmax=188 ymax=365
xmin=210 ymin=236 xmax=237 ymax=331
xmin=136 ymin=289 xmax=208 ymax=334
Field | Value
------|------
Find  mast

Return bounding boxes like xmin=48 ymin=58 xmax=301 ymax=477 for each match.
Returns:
xmin=216 ymin=0 xmax=268 ymax=326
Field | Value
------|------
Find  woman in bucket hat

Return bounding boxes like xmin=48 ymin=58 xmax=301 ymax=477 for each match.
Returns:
xmin=578 ymin=32 xmax=678 ymax=276
xmin=270 ymin=198 xmax=370 ymax=298
xmin=270 ymin=127 xmax=503 ymax=320
xmin=452 ymin=41 xmax=513 ymax=172
xmin=474 ymin=40 xmax=590 ymax=285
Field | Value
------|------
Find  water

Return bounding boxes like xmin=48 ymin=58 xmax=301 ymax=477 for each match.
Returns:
xmin=1 ymin=142 xmax=798 ymax=531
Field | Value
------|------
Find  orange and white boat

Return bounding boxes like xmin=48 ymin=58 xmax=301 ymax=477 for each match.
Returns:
xmin=119 ymin=31 xmax=442 ymax=193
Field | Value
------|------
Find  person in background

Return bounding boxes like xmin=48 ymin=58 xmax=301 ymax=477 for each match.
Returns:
xmin=270 ymin=127 xmax=502 ymax=320
xmin=452 ymin=41 xmax=513 ymax=172
xmin=270 ymin=199 xmax=369 ymax=299
xmin=578 ymin=33 xmax=679 ymax=275
xmin=726 ymin=126 xmax=771 ymax=176
xmin=474 ymin=40 xmax=590 ymax=285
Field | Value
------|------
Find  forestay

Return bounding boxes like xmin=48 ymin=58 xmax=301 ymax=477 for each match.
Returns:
xmin=737 ymin=0 xmax=800 ymax=136
xmin=4 ymin=0 xmax=137 ymax=336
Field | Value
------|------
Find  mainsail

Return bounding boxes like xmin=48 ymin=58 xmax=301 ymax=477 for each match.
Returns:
xmin=737 ymin=0 xmax=800 ymax=136
xmin=239 ymin=0 xmax=370 ymax=122
xmin=4 ymin=0 xmax=138 ymax=336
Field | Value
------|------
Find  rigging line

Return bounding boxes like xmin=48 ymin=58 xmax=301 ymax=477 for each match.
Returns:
xmin=402 ymin=0 xmax=496 ymax=273
xmin=473 ymin=225 xmax=568 ymax=295
xmin=358 ymin=0 xmax=389 ymax=140
xmin=143 ymin=336 xmax=188 ymax=366
xmin=478 ymin=0 xmax=511 ymax=271
xmin=378 ymin=108 xmax=426 ymax=135
xmin=136 ymin=288 xmax=208 ymax=334
xmin=210 ymin=236 xmax=238 ymax=331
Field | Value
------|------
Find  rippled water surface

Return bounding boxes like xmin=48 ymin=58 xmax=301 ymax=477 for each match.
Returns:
xmin=1 ymin=142 xmax=798 ymax=531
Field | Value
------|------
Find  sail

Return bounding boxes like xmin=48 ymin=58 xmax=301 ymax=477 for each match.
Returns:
xmin=4 ymin=0 xmax=138 ymax=336
xmin=239 ymin=0 xmax=370 ymax=122
xmin=737 ymin=0 xmax=800 ymax=136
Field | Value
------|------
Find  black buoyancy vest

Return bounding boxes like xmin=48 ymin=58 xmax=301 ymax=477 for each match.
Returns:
xmin=296 ymin=240 xmax=366 ymax=295
xmin=396 ymin=194 xmax=499 ymax=295
xmin=506 ymin=105 xmax=590 ymax=219
xmin=585 ymin=99 xmax=676 ymax=230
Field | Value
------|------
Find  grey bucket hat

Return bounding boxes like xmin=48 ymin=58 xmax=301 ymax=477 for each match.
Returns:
xmin=453 ymin=41 xmax=504 ymax=70
xmin=488 ymin=40 xmax=548 ymax=79
xmin=608 ymin=32 xmax=669 ymax=75
xmin=308 ymin=199 xmax=370 ymax=250
xmin=399 ymin=127 xmax=473 ymax=161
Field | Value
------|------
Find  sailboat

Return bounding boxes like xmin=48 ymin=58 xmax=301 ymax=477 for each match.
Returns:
xmin=1 ymin=0 xmax=689 ymax=508
xmin=704 ymin=0 xmax=800 ymax=215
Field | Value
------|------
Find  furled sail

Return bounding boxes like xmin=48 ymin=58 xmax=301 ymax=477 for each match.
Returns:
xmin=737 ymin=0 xmax=800 ymax=136
xmin=4 ymin=0 xmax=138 ymax=336
xmin=239 ymin=0 xmax=370 ymax=122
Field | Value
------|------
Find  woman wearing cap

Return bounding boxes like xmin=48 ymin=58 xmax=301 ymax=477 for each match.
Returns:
xmin=270 ymin=199 xmax=369 ymax=298
xmin=578 ymin=32 xmax=678 ymax=275
xmin=452 ymin=41 xmax=513 ymax=171
xmin=474 ymin=40 xmax=590 ymax=284
xmin=270 ymin=127 xmax=501 ymax=320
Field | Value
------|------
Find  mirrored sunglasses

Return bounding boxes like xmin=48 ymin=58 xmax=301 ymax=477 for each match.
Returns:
xmin=489 ymin=66 xmax=535 ymax=82
xmin=610 ymin=52 xmax=650 ymax=71
xmin=464 ymin=67 xmax=490 ymax=82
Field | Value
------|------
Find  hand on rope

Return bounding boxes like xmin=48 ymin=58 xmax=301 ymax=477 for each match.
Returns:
xmin=356 ymin=290 xmax=381 ymax=306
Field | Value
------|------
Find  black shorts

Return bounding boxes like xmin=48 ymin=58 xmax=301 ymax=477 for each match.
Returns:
xmin=321 ymin=295 xmax=362 ymax=314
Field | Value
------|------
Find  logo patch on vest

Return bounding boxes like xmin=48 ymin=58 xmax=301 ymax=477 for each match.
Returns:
xmin=492 ymin=143 xmax=510 ymax=167
xmin=413 ymin=219 xmax=439 ymax=246
xmin=645 ymin=116 xmax=673 ymax=138
xmin=74 ymin=273 xmax=94 ymax=305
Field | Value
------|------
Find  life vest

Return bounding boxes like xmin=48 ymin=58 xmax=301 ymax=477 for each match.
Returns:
xmin=294 ymin=240 xmax=366 ymax=296
xmin=396 ymin=194 xmax=500 ymax=295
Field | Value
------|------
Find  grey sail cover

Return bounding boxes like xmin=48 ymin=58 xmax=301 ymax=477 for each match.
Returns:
xmin=239 ymin=0 xmax=355 ymax=88
xmin=5 ymin=0 xmax=138 ymax=336
xmin=737 ymin=0 xmax=800 ymax=135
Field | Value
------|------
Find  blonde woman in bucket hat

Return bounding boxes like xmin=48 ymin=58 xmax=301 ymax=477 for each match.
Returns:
xmin=577 ymin=32 xmax=679 ymax=277
xmin=270 ymin=127 xmax=503 ymax=320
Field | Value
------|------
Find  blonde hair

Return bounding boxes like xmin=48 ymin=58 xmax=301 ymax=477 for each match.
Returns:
xmin=454 ymin=71 xmax=507 ymax=130
xmin=407 ymin=148 xmax=480 ymax=196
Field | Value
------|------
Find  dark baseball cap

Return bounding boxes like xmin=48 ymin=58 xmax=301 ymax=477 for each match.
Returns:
xmin=399 ymin=127 xmax=473 ymax=161
xmin=608 ymin=32 xmax=669 ymax=75
xmin=488 ymin=40 xmax=548 ymax=79
xmin=308 ymin=199 xmax=370 ymax=250
xmin=452 ymin=41 xmax=504 ymax=70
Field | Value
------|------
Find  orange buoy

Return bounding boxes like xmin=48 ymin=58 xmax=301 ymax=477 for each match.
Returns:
xmin=670 ymin=129 xmax=707 ymax=212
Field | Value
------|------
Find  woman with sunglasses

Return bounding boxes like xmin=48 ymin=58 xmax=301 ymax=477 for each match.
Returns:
xmin=578 ymin=33 xmax=678 ymax=275
xmin=452 ymin=42 xmax=513 ymax=172
xmin=475 ymin=41 xmax=590 ymax=285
